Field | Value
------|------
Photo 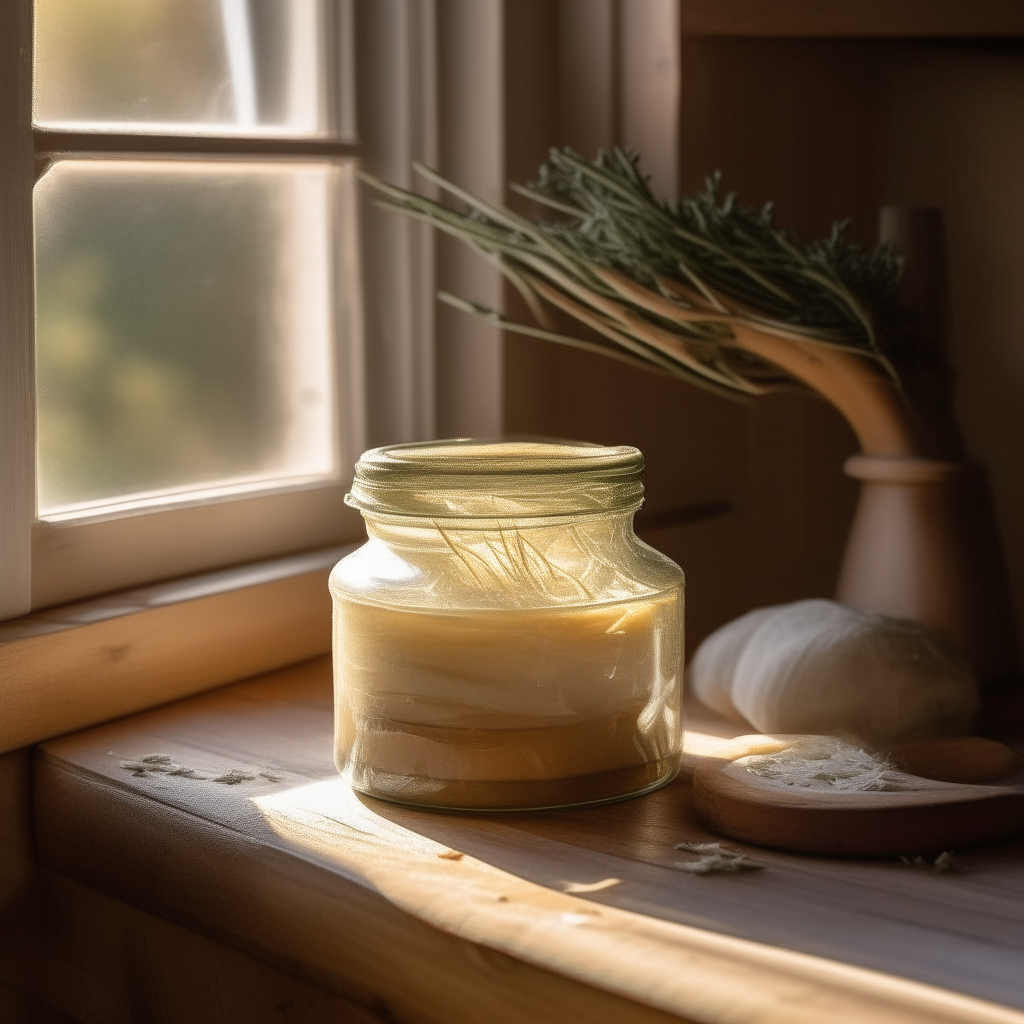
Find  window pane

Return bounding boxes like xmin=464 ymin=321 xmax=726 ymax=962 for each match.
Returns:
xmin=33 ymin=0 xmax=328 ymax=136
xmin=34 ymin=160 xmax=340 ymax=515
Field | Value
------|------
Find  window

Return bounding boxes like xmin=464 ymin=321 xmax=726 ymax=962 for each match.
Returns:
xmin=0 ymin=0 xmax=508 ymax=625
xmin=2 ymin=0 xmax=366 ymax=615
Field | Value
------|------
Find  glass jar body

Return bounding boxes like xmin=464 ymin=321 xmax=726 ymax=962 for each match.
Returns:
xmin=330 ymin=510 xmax=684 ymax=810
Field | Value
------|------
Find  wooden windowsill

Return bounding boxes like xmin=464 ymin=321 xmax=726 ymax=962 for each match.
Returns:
xmin=33 ymin=658 xmax=1024 ymax=1024
xmin=0 ymin=544 xmax=355 ymax=754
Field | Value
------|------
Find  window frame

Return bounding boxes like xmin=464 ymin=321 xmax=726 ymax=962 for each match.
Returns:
xmin=0 ymin=0 xmax=685 ymax=627
xmin=1 ymin=0 xmax=512 ymax=627
xmin=2 ymin=0 xmax=369 ymax=615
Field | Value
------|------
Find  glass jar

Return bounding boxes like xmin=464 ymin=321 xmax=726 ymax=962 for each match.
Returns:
xmin=330 ymin=439 xmax=685 ymax=810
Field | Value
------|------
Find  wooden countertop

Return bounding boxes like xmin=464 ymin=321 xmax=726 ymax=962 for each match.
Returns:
xmin=34 ymin=656 xmax=1024 ymax=1024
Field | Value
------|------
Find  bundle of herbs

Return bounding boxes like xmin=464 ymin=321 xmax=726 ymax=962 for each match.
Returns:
xmin=362 ymin=148 xmax=1022 ymax=690
xmin=363 ymin=147 xmax=906 ymax=404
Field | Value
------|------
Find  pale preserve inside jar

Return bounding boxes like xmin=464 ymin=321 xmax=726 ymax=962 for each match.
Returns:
xmin=330 ymin=439 xmax=685 ymax=810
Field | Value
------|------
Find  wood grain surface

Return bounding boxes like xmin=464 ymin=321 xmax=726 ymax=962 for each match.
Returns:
xmin=0 ymin=546 xmax=350 ymax=754
xmin=35 ymin=657 xmax=1024 ymax=1024
xmin=679 ymin=0 xmax=1024 ymax=37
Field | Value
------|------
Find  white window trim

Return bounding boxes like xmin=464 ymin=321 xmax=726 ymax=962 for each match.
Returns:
xmin=2 ymin=1 xmax=371 ymax=615
xmin=1 ymin=0 xmax=522 ymax=621
xmin=0 ymin=1 xmax=424 ymax=618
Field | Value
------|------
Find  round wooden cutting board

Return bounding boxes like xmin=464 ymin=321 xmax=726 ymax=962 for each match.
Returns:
xmin=692 ymin=736 xmax=1024 ymax=857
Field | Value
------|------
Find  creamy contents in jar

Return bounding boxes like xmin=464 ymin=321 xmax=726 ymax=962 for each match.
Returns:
xmin=332 ymin=437 xmax=686 ymax=811
xmin=333 ymin=592 xmax=682 ymax=809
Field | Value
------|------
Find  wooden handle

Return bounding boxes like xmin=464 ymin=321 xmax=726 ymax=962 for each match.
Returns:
xmin=730 ymin=325 xmax=920 ymax=457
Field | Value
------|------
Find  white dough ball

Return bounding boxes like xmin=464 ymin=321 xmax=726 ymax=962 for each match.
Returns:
xmin=693 ymin=599 xmax=977 ymax=746
xmin=688 ymin=605 xmax=779 ymax=725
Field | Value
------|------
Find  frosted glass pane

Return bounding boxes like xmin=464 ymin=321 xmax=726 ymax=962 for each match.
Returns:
xmin=35 ymin=160 xmax=339 ymax=514
xmin=34 ymin=0 xmax=326 ymax=136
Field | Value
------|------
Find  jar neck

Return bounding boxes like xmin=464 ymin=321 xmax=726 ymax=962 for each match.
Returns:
xmin=332 ymin=507 xmax=682 ymax=612
xmin=362 ymin=509 xmax=639 ymax=544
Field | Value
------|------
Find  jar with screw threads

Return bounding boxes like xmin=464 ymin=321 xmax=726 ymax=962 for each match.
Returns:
xmin=330 ymin=438 xmax=685 ymax=811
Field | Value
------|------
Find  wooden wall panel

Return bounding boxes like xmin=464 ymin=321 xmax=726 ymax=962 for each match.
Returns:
xmin=503 ymin=19 xmax=868 ymax=651
xmin=677 ymin=37 xmax=877 ymax=618
xmin=878 ymin=42 xmax=1024 ymax=662
xmin=680 ymin=1 xmax=1024 ymax=38
xmin=504 ymin=22 xmax=1024 ymax=662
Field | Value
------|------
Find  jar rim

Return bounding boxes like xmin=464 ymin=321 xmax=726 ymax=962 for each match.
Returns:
xmin=345 ymin=437 xmax=645 ymax=519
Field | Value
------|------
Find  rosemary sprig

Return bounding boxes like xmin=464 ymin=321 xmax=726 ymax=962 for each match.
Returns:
xmin=362 ymin=147 xmax=905 ymax=400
